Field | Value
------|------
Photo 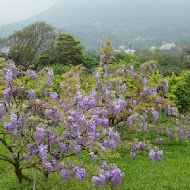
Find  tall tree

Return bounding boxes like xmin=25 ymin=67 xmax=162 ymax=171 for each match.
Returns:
xmin=7 ymin=21 xmax=55 ymax=69
xmin=55 ymin=33 xmax=85 ymax=65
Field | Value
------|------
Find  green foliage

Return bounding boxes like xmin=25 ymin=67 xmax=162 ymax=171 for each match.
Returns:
xmin=138 ymin=49 xmax=184 ymax=76
xmin=148 ymin=71 xmax=162 ymax=87
xmin=34 ymin=50 xmax=56 ymax=70
xmin=169 ymin=71 xmax=190 ymax=113
xmin=52 ymin=64 xmax=70 ymax=75
xmin=55 ymin=33 xmax=85 ymax=66
xmin=6 ymin=21 xmax=55 ymax=69
xmin=83 ymin=54 xmax=99 ymax=73
xmin=81 ymin=75 xmax=96 ymax=92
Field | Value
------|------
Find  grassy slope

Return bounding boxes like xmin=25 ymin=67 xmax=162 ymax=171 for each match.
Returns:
xmin=0 ymin=112 xmax=189 ymax=189
xmin=1 ymin=137 xmax=190 ymax=190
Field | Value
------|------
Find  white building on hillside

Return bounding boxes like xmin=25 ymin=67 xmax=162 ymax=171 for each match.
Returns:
xmin=124 ymin=49 xmax=136 ymax=55
xmin=160 ymin=42 xmax=176 ymax=50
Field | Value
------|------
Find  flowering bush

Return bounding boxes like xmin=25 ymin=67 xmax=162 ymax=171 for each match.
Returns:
xmin=0 ymin=55 xmax=186 ymax=188
xmin=0 ymin=63 xmax=123 ymax=187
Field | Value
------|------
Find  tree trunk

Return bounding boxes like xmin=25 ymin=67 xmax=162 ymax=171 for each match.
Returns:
xmin=14 ymin=161 xmax=31 ymax=183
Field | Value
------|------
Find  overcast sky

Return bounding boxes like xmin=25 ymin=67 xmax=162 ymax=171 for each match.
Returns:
xmin=0 ymin=0 xmax=57 ymax=26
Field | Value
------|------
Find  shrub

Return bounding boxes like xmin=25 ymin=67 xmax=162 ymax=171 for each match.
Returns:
xmin=169 ymin=71 xmax=190 ymax=113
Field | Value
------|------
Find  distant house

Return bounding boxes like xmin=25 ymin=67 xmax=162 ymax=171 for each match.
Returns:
xmin=160 ymin=42 xmax=176 ymax=50
xmin=124 ymin=49 xmax=136 ymax=55
xmin=114 ymin=50 xmax=121 ymax=53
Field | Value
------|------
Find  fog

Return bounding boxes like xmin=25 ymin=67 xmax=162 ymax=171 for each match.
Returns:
xmin=1 ymin=0 xmax=190 ymax=49
xmin=1 ymin=0 xmax=189 ymax=26
xmin=0 ymin=0 xmax=57 ymax=26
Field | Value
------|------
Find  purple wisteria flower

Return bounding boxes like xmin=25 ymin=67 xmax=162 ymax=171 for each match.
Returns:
xmin=4 ymin=88 xmax=12 ymax=104
xmin=156 ymin=150 xmax=164 ymax=162
xmin=47 ymin=70 xmax=54 ymax=79
xmin=74 ymin=167 xmax=86 ymax=181
xmin=51 ymin=106 xmax=58 ymax=119
xmin=35 ymin=127 xmax=45 ymax=143
xmin=75 ymin=144 xmax=81 ymax=155
xmin=165 ymin=81 xmax=169 ymax=92
xmin=76 ymin=73 xmax=80 ymax=80
xmin=52 ymin=159 xmax=61 ymax=171
xmin=95 ymin=73 xmax=99 ymax=80
xmin=100 ymin=54 xmax=105 ymax=62
xmin=27 ymin=71 xmax=37 ymax=80
xmin=155 ymin=138 xmax=164 ymax=145
xmin=62 ymin=169 xmax=72 ymax=181
xmin=186 ymin=132 xmax=190 ymax=140
xmin=4 ymin=122 xmax=14 ymax=132
xmin=130 ymin=65 xmax=134 ymax=71
xmin=23 ymin=154 xmax=31 ymax=162
xmin=50 ymin=92 xmax=58 ymax=102
xmin=167 ymin=105 xmax=172 ymax=116
xmin=10 ymin=113 xmax=18 ymax=128
xmin=142 ymin=78 xmax=148 ymax=86
xmin=27 ymin=144 xmax=38 ymax=156
xmin=38 ymin=144 xmax=48 ymax=160
xmin=103 ymin=140 xmax=117 ymax=150
xmin=149 ymin=149 xmax=164 ymax=163
xmin=131 ymin=142 xmax=146 ymax=152
xmin=49 ymin=133 xmax=55 ymax=148
xmin=114 ymin=104 xmax=121 ymax=115
xmin=101 ymin=146 xmax=107 ymax=154
xmin=127 ymin=115 xmax=133 ymax=127
xmin=130 ymin=151 xmax=136 ymax=161
xmin=28 ymin=89 xmax=35 ymax=103
xmin=151 ymin=110 xmax=159 ymax=121
xmin=6 ymin=70 xmax=13 ymax=87
xmin=45 ymin=162 xmax=53 ymax=173
xmin=46 ymin=70 xmax=55 ymax=87
xmin=109 ymin=168 xmax=124 ymax=186
xmin=92 ymin=175 xmax=106 ymax=188
xmin=121 ymin=69 xmax=125 ymax=75
xmin=101 ymin=118 xmax=109 ymax=128
xmin=178 ymin=130 xmax=184 ymax=141
xmin=121 ymin=84 xmax=127 ymax=92
xmin=89 ymin=152 xmax=98 ymax=161
xmin=0 ymin=108 xmax=5 ymax=121
xmin=7 ymin=63 xmax=17 ymax=76
xmin=92 ymin=163 xmax=124 ymax=187
xmin=59 ymin=143 xmax=68 ymax=155
xmin=149 ymin=150 xmax=156 ymax=162
xmin=108 ymin=129 xmax=121 ymax=143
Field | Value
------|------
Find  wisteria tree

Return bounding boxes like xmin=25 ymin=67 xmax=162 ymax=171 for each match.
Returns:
xmin=0 ymin=44 xmax=188 ymax=188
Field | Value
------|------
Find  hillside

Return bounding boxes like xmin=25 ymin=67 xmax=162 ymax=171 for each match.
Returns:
xmin=1 ymin=0 xmax=190 ymax=50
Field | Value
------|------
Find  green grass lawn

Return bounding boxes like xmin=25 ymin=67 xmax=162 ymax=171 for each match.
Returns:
xmin=1 ymin=137 xmax=190 ymax=190
xmin=0 ymin=113 xmax=189 ymax=190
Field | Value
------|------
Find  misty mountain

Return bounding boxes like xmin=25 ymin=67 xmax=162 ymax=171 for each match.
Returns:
xmin=1 ymin=0 xmax=190 ymax=50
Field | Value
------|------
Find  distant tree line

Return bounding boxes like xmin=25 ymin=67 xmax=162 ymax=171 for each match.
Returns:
xmin=0 ymin=21 xmax=189 ymax=76
xmin=0 ymin=21 xmax=87 ymax=73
